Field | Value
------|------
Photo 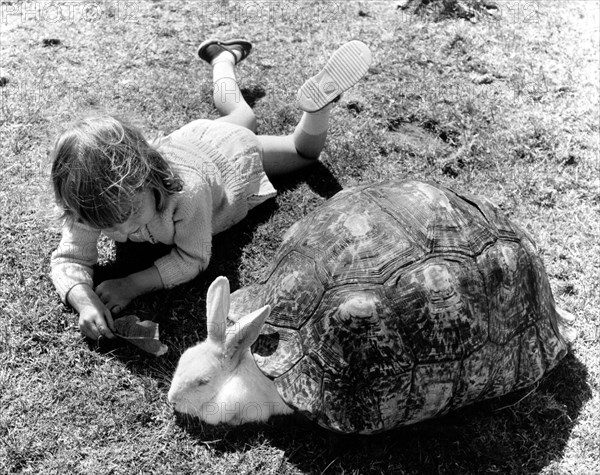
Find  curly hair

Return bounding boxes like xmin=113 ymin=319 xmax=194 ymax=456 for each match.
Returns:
xmin=51 ymin=114 xmax=183 ymax=228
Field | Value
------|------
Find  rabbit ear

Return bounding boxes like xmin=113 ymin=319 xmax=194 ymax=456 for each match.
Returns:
xmin=206 ymin=276 xmax=231 ymax=345
xmin=225 ymin=305 xmax=270 ymax=364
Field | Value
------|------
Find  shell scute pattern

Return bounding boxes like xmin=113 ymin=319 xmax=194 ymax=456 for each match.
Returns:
xmin=362 ymin=182 xmax=436 ymax=252
xmin=479 ymin=241 xmax=539 ymax=344
xmin=317 ymin=305 xmax=413 ymax=433
xmin=481 ymin=338 xmax=521 ymax=399
xmin=451 ymin=345 xmax=497 ymax=409
xmin=326 ymin=211 xmax=418 ymax=285
xmin=293 ymin=192 xmax=422 ymax=286
xmin=536 ymin=312 xmax=567 ymax=369
xmin=532 ymin=254 xmax=563 ymax=341
xmin=456 ymin=191 xmax=522 ymax=243
xmin=405 ymin=360 xmax=461 ymax=424
xmin=260 ymin=250 xmax=324 ymax=330
xmin=517 ymin=325 xmax=546 ymax=388
xmin=363 ymin=181 xmax=497 ymax=257
xmin=229 ymin=284 xmax=264 ymax=321
xmin=275 ymin=357 xmax=323 ymax=420
xmin=384 ymin=258 xmax=488 ymax=362
xmin=300 ymin=285 xmax=413 ymax=375
xmin=322 ymin=371 xmax=384 ymax=433
xmin=449 ymin=337 xmax=520 ymax=408
xmin=374 ymin=373 xmax=414 ymax=429
xmin=293 ymin=192 xmax=365 ymax=262
xmin=245 ymin=180 xmax=569 ymax=433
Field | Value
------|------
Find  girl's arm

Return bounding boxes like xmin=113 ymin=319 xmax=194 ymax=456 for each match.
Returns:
xmin=51 ymin=221 xmax=101 ymax=303
xmin=51 ymin=222 xmax=117 ymax=339
xmin=94 ymin=265 xmax=164 ymax=312
xmin=126 ymin=265 xmax=164 ymax=295
xmin=153 ymin=184 xmax=214 ymax=288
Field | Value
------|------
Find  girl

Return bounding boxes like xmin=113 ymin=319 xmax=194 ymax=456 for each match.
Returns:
xmin=50 ymin=39 xmax=372 ymax=341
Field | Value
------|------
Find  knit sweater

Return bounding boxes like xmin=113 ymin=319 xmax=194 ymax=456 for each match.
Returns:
xmin=50 ymin=119 xmax=276 ymax=303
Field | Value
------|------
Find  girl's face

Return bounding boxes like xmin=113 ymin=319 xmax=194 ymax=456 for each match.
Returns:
xmin=104 ymin=188 xmax=157 ymax=235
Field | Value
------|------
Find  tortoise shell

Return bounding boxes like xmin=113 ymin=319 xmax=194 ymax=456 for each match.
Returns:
xmin=230 ymin=180 xmax=569 ymax=434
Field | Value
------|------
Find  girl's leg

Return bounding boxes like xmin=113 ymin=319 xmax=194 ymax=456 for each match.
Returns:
xmin=212 ymin=57 xmax=256 ymax=132
xmin=259 ymin=104 xmax=333 ymax=177
xmin=259 ymin=40 xmax=372 ymax=178
xmin=199 ymin=40 xmax=256 ymax=132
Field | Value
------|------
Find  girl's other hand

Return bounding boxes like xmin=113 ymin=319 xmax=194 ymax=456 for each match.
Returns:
xmin=79 ymin=301 xmax=115 ymax=340
xmin=95 ymin=278 xmax=136 ymax=315
xmin=95 ymin=266 xmax=164 ymax=315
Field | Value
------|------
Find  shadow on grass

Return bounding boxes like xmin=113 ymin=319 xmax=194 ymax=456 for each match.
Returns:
xmin=271 ymin=161 xmax=344 ymax=200
xmin=173 ymin=353 xmax=590 ymax=474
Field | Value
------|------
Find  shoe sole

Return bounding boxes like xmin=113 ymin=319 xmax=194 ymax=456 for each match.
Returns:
xmin=296 ymin=40 xmax=372 ymax=112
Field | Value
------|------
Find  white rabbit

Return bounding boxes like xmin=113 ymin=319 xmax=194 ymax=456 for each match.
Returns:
xmin=167 ymin=276 xmax=294 ymax=425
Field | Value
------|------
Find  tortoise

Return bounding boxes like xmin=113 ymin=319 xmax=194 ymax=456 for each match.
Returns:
xmin=168 ymin=180 xmax=575 ymax=434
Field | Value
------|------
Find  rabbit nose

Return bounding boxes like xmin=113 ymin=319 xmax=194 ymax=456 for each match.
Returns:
xmin=167 ymin=390 xmax=176 ymax=405
xmin=168 ymin=400 xmax=180 ymax=413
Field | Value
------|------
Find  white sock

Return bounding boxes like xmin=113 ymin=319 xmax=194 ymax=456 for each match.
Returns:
xmin=293 ymin=104 xmax=333 ymax=159
xmin=211 ymin=50 xmax=237 ymax=66
xmin=297 ymin=104 xmax=333 ymax=135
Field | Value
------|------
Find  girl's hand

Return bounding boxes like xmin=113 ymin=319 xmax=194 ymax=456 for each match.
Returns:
xmin=95 ymin=278 xmax=137 ymax=315
xmin=95 ymin=266 xmax=164 ymax=315
xmin=79 ymin=303 xmax=115 ymax=340
xmin=67 ymin=283 xmax=116 ymax=340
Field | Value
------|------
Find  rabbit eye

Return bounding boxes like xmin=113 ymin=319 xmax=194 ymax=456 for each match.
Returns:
xmin=196 ymin=378 xmax=210 ymax=387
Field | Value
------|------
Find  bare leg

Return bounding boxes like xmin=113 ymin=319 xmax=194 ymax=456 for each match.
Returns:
xmin=259 ymin=136 xmax=313 ymax=177
xmin=260 ymin=41 xmax=372 ymax=178
xmin=210 ymin=52 xmax=256 ymax=132
xmin=259 ymin=105 xmax=333 ymax=177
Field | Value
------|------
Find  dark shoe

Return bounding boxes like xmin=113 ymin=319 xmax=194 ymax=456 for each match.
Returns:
xmin=197 ymin=38 xmax=253 ymax=65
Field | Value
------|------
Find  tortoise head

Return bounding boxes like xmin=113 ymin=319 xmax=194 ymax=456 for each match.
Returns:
xmin=168 ymin=276 xmax=272 ymax=425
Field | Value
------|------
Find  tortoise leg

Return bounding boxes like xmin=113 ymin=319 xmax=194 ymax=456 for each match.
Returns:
xmin=556 ymin=307 xmax=578 ymax=345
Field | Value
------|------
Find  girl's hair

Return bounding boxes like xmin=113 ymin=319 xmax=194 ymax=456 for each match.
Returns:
xmin=51 ymin=114 xmax=183 ymax=228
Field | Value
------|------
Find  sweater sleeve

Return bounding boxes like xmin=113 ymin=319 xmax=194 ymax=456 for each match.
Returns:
xmin=153 ymin=184 xmax=213 ymax=288
xmin=50 ymin=221 xmax=101 ymax=303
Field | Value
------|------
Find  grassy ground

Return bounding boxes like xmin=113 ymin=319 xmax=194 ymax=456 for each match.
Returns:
xmin=1 ymin=0 xmax=598 ymax=473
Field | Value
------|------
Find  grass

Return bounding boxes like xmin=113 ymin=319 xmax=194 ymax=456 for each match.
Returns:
xmin=1 ymin=0 xmax=599 ymax=473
